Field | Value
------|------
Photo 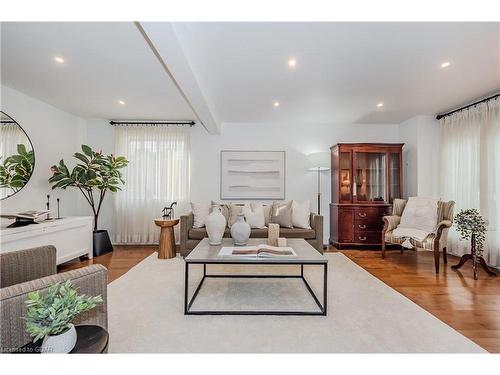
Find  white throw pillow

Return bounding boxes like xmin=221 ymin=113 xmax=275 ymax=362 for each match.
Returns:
xmin=191 ymin=202 xmax=210 ymax=228
xmin=399 ymin=197 xmax=439 ymax=233
xmin=291 ymin=200 xmax=311 ymax=229
xmin=242 ymin=202 xmax=266 ymax=228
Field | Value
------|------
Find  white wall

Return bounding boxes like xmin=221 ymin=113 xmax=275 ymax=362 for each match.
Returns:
xmin=398 ymin=115 xmax=441 ymax=199
xmin=0 ymin=85 xmax=86 ymax=222
xmin=190 ymin=122 xmax=400 ymax=243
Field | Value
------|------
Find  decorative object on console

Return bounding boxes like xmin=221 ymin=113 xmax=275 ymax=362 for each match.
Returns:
xmin=206 ymin=207 xmax=227 ymax=245
xmin=220 ymin=150 xmax=286 ymax=200
xmin=230 ymin=213 xmax=251 ymax=245
xmin=268 ymin=223 xmax=280 ymax=246
xmin=48 ymin=144 xmax=129 ymax=257
xmin=330 ymin=143 xmax=403 ymax=249
xmin=0 ymin=111 xmax=35 ymax=200
xmin=162 ymin=201 xmax=177 ymax=219
xmin=24 ymin=280 xmax=103 ymax=354
xmin=452 ymin=209 xmax=497 ymax=279
xmin=307 ymin=152 xmax=330 ymax=215
xmin=1 ymin=210 xmax=49 ymax=228
xmin=56 ymin=198 xmax=61 ymax=219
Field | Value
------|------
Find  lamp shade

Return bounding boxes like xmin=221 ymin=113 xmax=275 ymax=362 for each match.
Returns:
xmin=307 ymin=152 xmax=330 ymax=171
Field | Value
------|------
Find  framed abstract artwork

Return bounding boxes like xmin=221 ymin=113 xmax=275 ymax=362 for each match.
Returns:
xmin=220 ymin=150 xmax=286 ymax=200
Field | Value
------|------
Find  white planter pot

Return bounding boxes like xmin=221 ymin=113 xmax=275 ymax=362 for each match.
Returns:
xmin=206 ymin=207 xmax=226 ymax=245
xmin=230 ymin=214 xmax=251 ymax=246
xmin=41 ymin=323 xmax=77 ymax=354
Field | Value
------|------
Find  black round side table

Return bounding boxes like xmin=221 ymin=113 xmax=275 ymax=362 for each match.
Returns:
xmin=15 ymin=325 xmax=108 ymax=354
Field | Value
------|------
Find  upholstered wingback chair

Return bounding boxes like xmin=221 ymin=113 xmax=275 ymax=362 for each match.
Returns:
xmin=0 ymin=245 xmax=108 ymax=352
xmin=381 ymin=199 xmax=455 ymax=274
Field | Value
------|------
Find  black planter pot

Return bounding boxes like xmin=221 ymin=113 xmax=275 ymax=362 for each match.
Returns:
xmin=93 ymin=230 xmax=113 ymax=257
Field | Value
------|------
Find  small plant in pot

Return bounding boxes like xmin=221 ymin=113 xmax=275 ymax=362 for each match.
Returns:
xmin=49 ymin=145 xmax=128 ymax=256
xmin=24 ymin=280 xmax=103 ymax=353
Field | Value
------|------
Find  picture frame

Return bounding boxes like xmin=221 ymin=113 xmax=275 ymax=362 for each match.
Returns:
xmin=220 ymin=150 xmax=286 ymax=200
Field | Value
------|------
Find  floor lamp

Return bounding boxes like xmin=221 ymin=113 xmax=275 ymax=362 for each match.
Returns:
xmin=307 ymin=152 xmax=330 ymax=215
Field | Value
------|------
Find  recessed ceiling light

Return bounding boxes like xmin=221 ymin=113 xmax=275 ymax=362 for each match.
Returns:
xmin=119 ymin=100 xmax=125 ymax=105
xmin=288 ymin=58 xmax=297 ymax=68
xmin=377 ymin=103 xmax=384 ymax=108
xmin=273 ymin=101 xmax=280 ymax=107
xmin=54 ymin=56 xmax=65 ymax=63
xmin=441 ymin=61 xmax=451 ymax=68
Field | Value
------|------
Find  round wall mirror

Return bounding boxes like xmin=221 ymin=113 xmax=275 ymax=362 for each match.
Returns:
xmin=0 ymin=111 xmax=35 ymax=200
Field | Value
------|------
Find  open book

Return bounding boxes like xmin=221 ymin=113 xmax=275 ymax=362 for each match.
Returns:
xmin=218 ymin=244 xmax=298 ymax=258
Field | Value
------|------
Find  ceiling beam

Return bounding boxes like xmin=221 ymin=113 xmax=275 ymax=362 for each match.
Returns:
xmin=135 ymin=22 xmax=220 ymax=134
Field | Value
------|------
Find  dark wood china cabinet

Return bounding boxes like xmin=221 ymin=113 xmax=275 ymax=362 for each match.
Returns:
xmin=329 ymin=143 xmax=404 ymax=248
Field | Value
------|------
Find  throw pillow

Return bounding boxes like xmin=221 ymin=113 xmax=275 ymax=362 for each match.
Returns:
xmin=263 ymin=204 xmax=272 ymax=226
xmin=190 ymin=202 xmax=211 ymax=228
xmin=270 ymin=201 xmax=293 ymax=228
xmin=228 ymin=204 xmax=244 ymax=227
xmin=242 ymin=202 xmax=266 ymax=228
xmin=291 ymin=200 xmax=311 ymax=229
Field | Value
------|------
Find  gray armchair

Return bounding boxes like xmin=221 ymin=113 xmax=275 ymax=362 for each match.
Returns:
xmin=0 ymin=245 xmax=108 ymax=352
xmin=381 ymin=199 xmax=455 ymax=274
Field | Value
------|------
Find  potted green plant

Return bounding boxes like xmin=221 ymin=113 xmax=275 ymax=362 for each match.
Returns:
xmin=24 ymin=280 xmax=103 ymax=353
xmin=49 ymin=145 xmax=128 ymax=256
xmin=452 ymin=208 xmax=495 ymax=280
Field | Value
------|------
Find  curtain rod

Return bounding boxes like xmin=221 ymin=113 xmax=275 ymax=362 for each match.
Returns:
xmin=0 ymin=120 xmax=16 ymax=124
xmin=109 ymin=120 xmax=195 ymax=127
xmin=436 ymin=93 xmax=500 ymax=120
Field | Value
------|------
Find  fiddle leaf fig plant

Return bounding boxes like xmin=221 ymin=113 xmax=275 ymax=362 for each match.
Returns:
xmin=0 ymin=144 xmax=35 ymax=193
xmin=454 ymin=208 xmax=487 ymax=258
xmin=49 ymin=145 xmax=128 ymax=230
xmin=24 ymin=280 xmax=103 ymax=342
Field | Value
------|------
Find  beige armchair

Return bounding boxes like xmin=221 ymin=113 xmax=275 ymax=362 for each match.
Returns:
xmin=381 ymin=199 xmax=455 ymax=274
xmin=0 ymin=245 xmax=108 ymax=352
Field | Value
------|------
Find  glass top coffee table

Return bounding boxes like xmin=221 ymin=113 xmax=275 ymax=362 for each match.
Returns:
xmin=184 ymin=238 xmax=328 ymax=316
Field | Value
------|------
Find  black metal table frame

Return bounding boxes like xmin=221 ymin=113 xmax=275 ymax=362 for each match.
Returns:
xmin=184 ymin=261 xmax=328 ymax=316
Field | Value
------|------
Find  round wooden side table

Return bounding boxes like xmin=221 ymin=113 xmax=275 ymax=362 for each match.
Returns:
xmin=154 ymin=218 xmax=180 ymax=259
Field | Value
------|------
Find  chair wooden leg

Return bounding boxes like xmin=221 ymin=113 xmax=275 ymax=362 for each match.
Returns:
xmin=381 ymin=241 xmax=386 ymax=259
xmin=434 ymin=244 xmax=440 ymax=274
xmin=443 ymin=246 xmax=448 ymax=264
xmin=400 ymin=245 xmax=404 ymax=254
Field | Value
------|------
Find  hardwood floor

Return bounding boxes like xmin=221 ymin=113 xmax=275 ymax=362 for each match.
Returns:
xmin=58 ymin=245 xmax=500 ymax=353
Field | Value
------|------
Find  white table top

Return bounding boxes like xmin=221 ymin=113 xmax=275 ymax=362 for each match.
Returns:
xmin=185 ymin=238 xmax=327 ymax=264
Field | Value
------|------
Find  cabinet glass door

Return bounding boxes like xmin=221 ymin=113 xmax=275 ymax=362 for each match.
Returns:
xmin=353 ymin=152 xmax=386 ymax=202
xmin=389 ymin=152 xmax=401 ymax=202
xmin=339 ymin=151 xmax=351 ymax=202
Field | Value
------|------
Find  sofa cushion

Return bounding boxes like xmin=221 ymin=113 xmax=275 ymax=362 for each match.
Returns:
xmin=188 ymin=227 xmax=316 ymax=240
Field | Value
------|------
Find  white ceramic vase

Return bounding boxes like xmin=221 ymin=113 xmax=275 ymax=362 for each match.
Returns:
xmin=206 ymin=207 xmax=226 ymax=245
xmin=41 ymin=323 xmax=77 ymax=354
xmin=231 ymin=214 xmax=251 ymax=246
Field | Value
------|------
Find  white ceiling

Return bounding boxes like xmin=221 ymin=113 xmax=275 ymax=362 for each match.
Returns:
xmin=174 ymin=22 xmax=500 ymax=124
xmin=1 ymin=22 xmax=499 ymax=126
xmin=1 ymin=22 xmax=195 ymax=121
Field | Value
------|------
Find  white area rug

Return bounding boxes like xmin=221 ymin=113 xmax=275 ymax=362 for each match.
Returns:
xmin=107 ymin=253 xmax=486 ymax=353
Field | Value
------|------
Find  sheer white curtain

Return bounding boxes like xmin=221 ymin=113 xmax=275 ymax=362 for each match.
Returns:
xmin=113 ymin=125 xmax=190 ymax=244
xmin=440 ymin=98 xmax=500 ymax=267
xmin=0 ymin=123 xmax=28 ymax=158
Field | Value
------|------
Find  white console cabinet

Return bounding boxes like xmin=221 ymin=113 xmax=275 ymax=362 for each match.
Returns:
xmin=0 ymin=216 xmax=93 ymax=265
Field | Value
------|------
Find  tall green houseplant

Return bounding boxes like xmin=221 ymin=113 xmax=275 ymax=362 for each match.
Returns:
xmin=49 ymin=145 xmax=128 ymax=254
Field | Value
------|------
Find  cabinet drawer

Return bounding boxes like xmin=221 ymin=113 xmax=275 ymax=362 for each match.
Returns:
xmin=353 ymin=208 xmax=387 ymax=230
xmin=353 ymin=231 xmax=382 ymax=244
